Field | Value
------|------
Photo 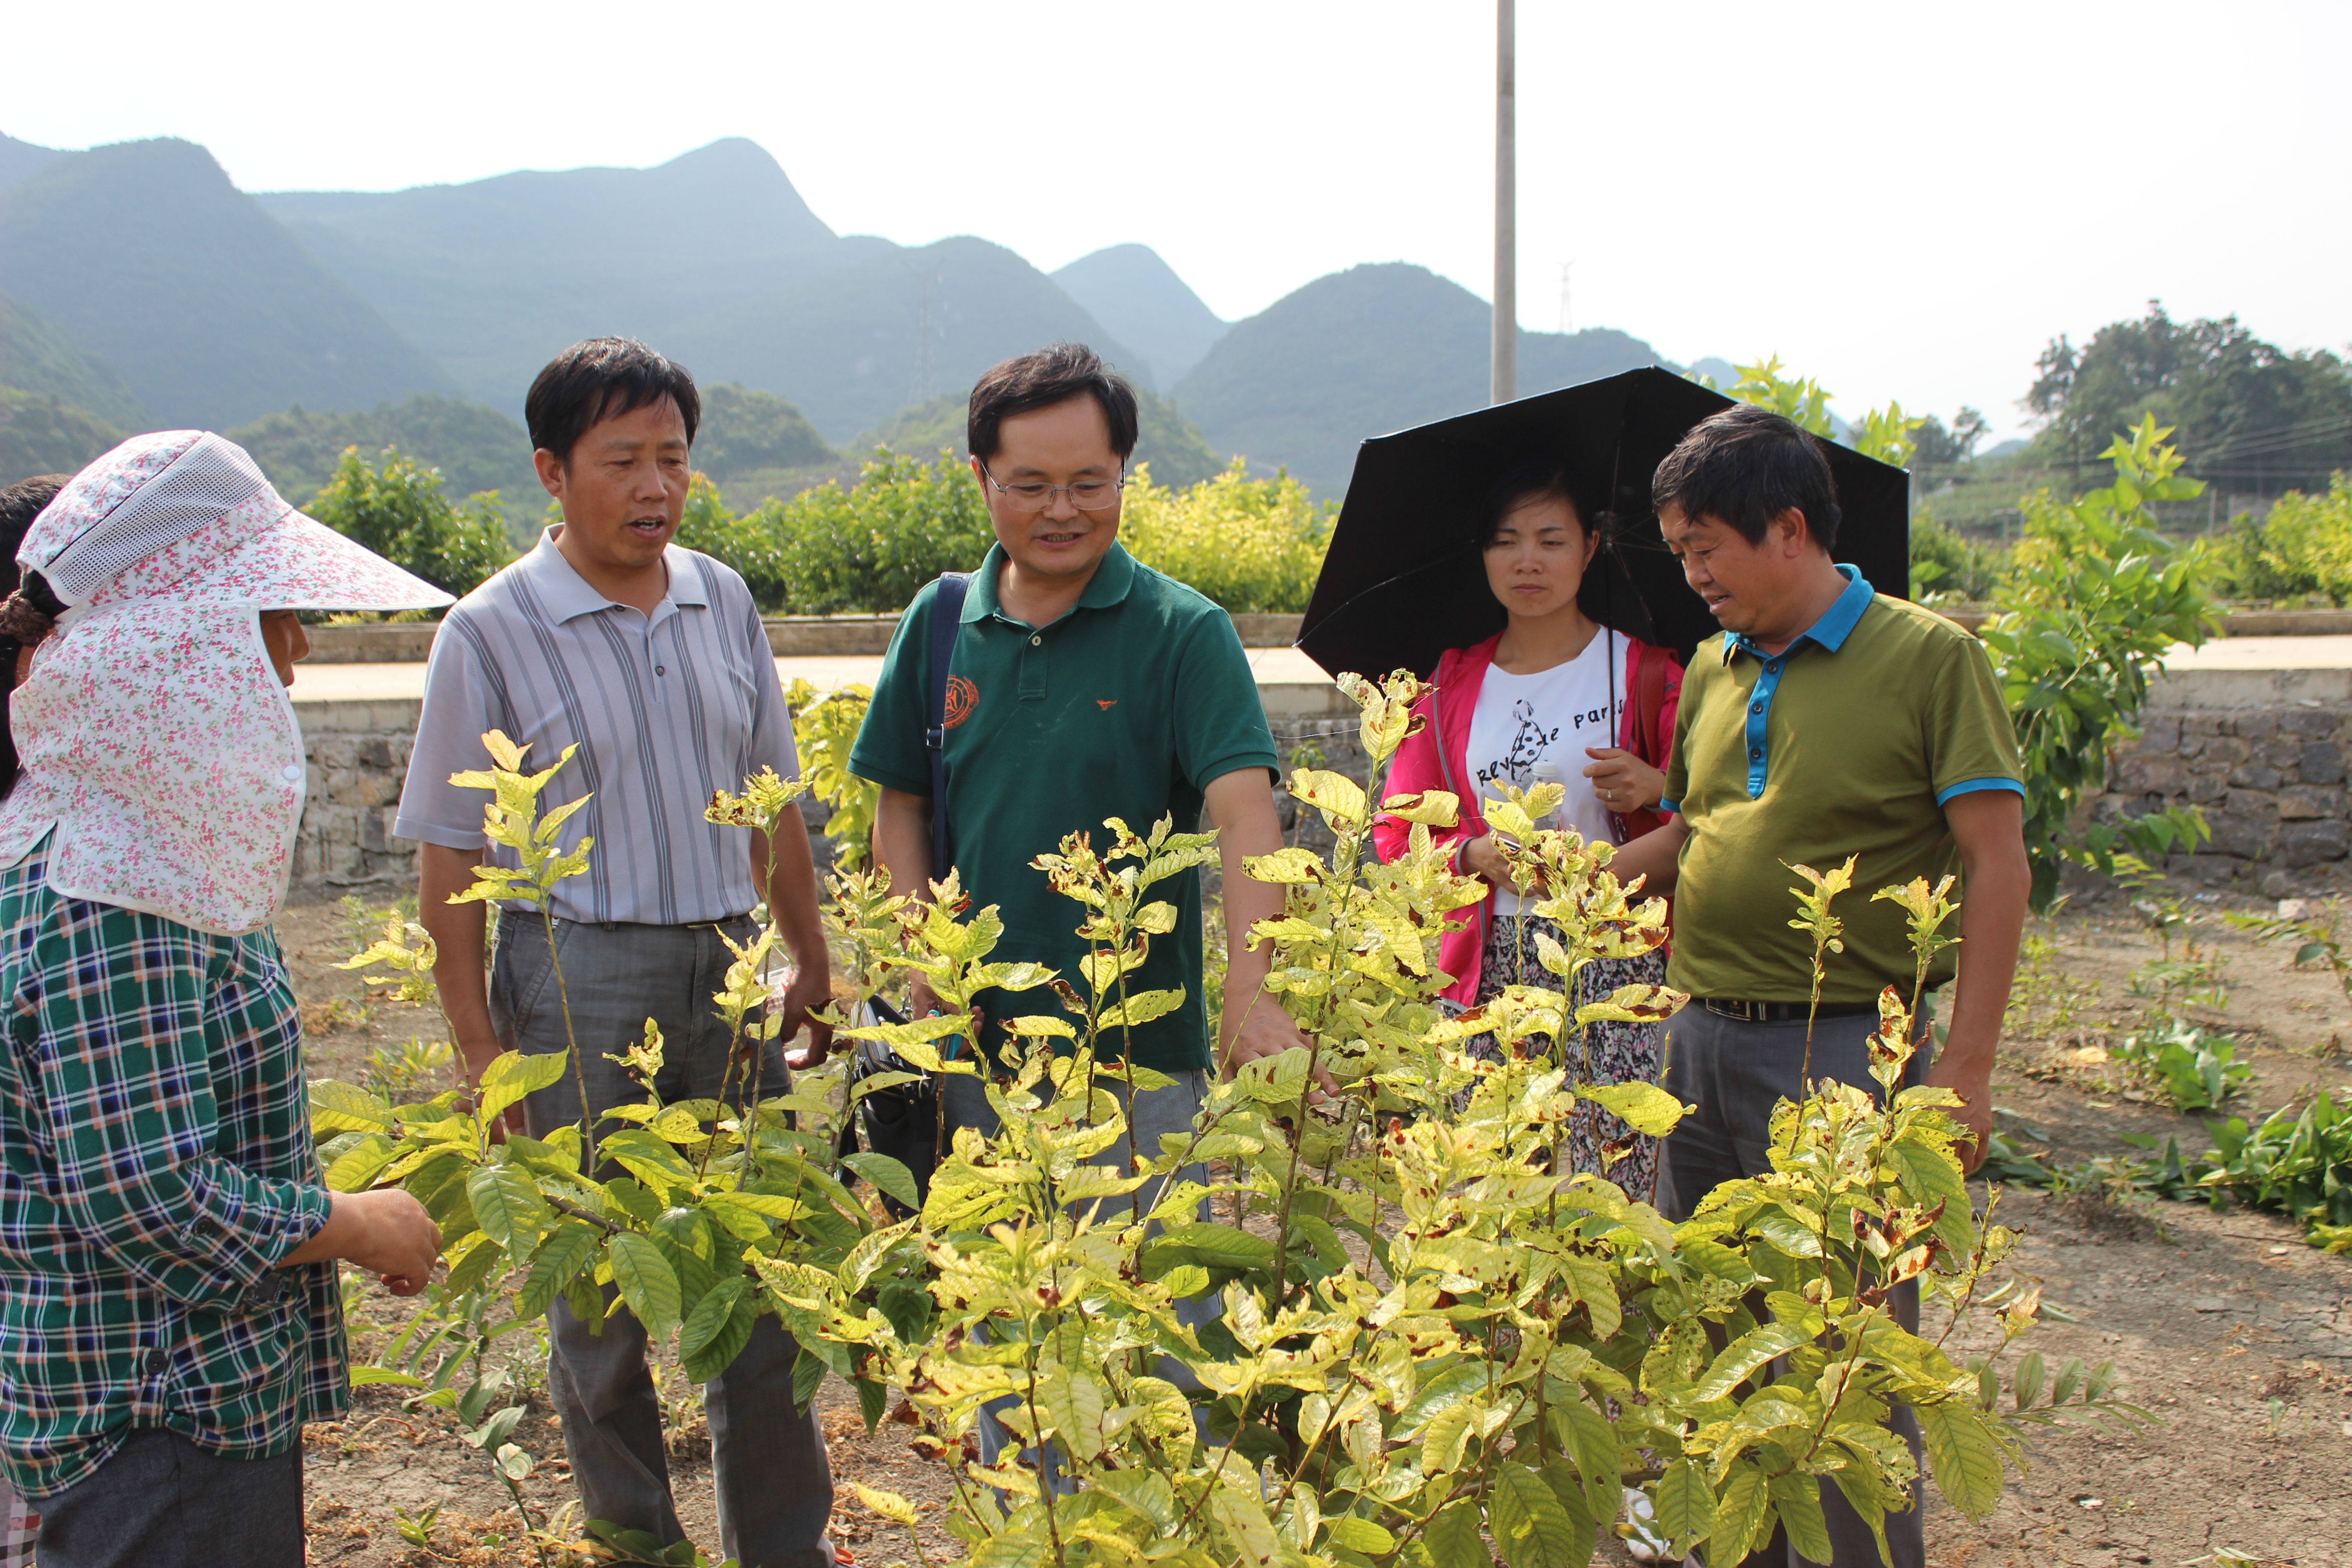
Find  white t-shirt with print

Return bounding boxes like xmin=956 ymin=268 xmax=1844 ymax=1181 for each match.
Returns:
xmin=1465 ymin=630 xmax=1629 ymax=914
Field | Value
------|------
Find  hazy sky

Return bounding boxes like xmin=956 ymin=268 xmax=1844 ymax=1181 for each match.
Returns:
xmin=10 ymin=1 xmax=2347 ymax=441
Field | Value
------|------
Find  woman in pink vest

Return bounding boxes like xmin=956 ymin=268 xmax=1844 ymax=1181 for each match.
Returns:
xmin=1374 ymin=456 xmax=1682 ymax=1196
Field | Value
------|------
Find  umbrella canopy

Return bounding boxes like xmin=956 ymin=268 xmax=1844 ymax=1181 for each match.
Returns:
xmin=1296 ymin=367 xmax=1910 ymax=681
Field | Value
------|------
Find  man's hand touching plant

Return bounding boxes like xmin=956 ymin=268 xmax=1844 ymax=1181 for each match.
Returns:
xmin=1207 ymin=769 xmax=1335 ymax=1101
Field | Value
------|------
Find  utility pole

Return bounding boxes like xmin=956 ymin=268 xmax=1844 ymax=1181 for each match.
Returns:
xmin=1490 ymin=0 xmax=1516 ymax=405
xmin=1557 ymin=260 xmax=1573 ymax=335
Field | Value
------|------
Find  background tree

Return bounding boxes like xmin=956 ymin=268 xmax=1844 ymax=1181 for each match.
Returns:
xmin=2023 ymin=303 xmax=2352 ymax=495
xmin=0 ymin=387 xmax=124 ymax=483
xmin=1911 ymin=407 xmax=1989 ymax=470
xmin=691 ymin=382 xmax=838 ymax=476
xmin=305 ymin=445 xmax=513 ymax=602
xmin=229 ymin=394 xmax=537 ymax=515
xmin=855 ymin=386 xmax=1227 ymax=489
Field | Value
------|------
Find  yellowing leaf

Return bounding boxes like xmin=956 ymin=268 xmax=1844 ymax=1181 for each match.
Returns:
xmin=1654 ymin=1460 xmax=1715 ymax=1549
xmin=1241 ymin=847 xmax=1325 ymax=884
xmin=1377 ymin=789 xmax=1460 ymax=827
xmin=1579 ymin=1080 xmax=1690 ymax=1137
xmin=1208 ymin=1483 xmax=1279 ymax=1567
xmin=1767 ymin=1472 xmax=1832 ymax=1563
xmin=1035 ymin=1367 xmax=1108 ymax=1461
xmin=606 ymin=1230 xmax=681 ymax=1343
xmin=1710 ymin=1463 xmax=1773 ymax=1559
xmin=1489 ymin=1463 xmax=1585 ymax=1568
xmin=309 ymin=1079 xmax=392 ymax=1134
xmin=851 ymin=1483 xmax=919 ymax=1527
xmin=466 ymin=1163 xmax=549 ymax=1254
xmin=1422 ymin=1501 xmax=1486 ymax=1568
xmin=476 ymin=1048 xmax=568 ymax=1126
xmin=1098 ymin=989 xmax=1186 ymax=1030
xmin=1689 ymin=1321 xmax=1817 ymax=1403
xmin=1916 ymin=1400 xmax=2006 ymax=1519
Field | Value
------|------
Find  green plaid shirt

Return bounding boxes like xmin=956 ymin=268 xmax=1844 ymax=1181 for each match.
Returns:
xmin=0 ymin=839 xmax=345 ymax=1501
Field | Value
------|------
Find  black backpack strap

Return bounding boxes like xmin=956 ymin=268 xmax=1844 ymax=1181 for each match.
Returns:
xmin=924 ymin=572 xmax=971 ymax=877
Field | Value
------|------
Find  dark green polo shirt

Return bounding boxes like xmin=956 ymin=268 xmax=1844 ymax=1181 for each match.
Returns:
xmin=1659 ymin=565 xmax=2022 ymax=1004
xmin=848 ymin=543 xmax=1277 ymax=1070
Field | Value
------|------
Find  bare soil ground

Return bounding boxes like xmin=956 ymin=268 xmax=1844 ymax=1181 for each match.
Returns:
xmin=265 ymin=892 xmax=2352 ymax=1568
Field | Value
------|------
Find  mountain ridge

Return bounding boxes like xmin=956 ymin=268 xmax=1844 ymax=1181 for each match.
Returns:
xmin=0 ymin=138 xmax=454 ymax=430
xmin=1176 ymin=262 xmax=1672 ymax=494
xmin=1052 ymin=245 xmax=1229 ymax=387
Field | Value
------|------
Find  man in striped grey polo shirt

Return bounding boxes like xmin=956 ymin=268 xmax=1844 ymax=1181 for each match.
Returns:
xmin=395 ymin=338 xmax=835 ymax=1568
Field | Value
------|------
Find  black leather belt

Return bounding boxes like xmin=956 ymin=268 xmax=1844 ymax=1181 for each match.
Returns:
xmin=1702 ymin=998 xmax=1877 ymax=1023
xmin=502 ymin=910 xmax=755 ymax=933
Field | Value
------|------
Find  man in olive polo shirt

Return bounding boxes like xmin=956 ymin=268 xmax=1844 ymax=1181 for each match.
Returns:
xmin=1614 ymin=405 xmax=2029 ymax=1568
xmin=848 ymin=341 xmax=1309 ymax=1122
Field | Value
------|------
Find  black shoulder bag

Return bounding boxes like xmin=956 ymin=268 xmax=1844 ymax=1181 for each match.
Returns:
xmin=841 ymin=572 xmax=970 ymax=1215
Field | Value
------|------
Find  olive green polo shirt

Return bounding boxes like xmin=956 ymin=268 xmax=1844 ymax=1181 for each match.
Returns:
xmin=848 ymin=542 xmax=1277 ymax=1070
xmin=1658 ymin=565 xmax=2022 ymax=1004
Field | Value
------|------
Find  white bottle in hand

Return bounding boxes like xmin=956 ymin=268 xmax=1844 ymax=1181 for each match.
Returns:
xmin=1526 ymin=759 xmax=1562 ymax=822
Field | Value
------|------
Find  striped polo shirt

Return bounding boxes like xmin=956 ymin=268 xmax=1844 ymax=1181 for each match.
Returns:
xmin=393 ymin=528 xmax=798 ymax=925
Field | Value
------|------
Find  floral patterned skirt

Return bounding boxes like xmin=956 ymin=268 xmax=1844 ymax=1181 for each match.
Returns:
xmin=1464 ymin=910 xmax=1669 ymax=1202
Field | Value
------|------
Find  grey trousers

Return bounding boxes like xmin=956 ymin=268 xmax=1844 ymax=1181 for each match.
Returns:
xmin=940 ymin=1064 xmax=1215 ymax=1481
xmin=492 ymin=911 xmax=834 ymax=1568
xmin=32 ymin=1428 xmax=301 ymax=1568
xmin=1657 ymin=1004 xmax=1929 ymax=1568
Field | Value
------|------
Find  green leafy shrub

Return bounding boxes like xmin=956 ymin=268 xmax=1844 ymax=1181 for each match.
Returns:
xmin=716 ymin=450 xmax=995 ymax=614
xmin=1724 ymin=356 xmax=1919 ymax=466
xmin=2204 ymin=473 xmax=2352 ymax=605
xmin=2000 ymin=1093 xmax=2352 ymax=1256
xmin=228 ymin=394 xmax=533 ymax=508
xmin=1908 ymin=509 xmax=2005 ymax=603
xmin=305 ymin=445 xmax=513 ymax=601
xmin=1979 ymin=417 xmax=2218 ymax=908
xmin=0 ymin=385 xmax=124 ymax=483
xmin=674 ymin=451 xmax=1332 ymax=615
xmin=694 ymin=382 xmax=838 ymax=477
xmin=322 ymin=679 xmax=2129 ymax=1564
xmin=2110 ymin=1020 xmax=2253 ymax=1112
xmin=783 ymin=676 xmax=877 ymax=871
xmin=1119 ymin=458 xmax=1333 ymax=612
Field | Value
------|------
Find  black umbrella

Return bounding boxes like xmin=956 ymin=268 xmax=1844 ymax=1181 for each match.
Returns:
xmin=1296 ymin=367 xmax=1910 ymax=680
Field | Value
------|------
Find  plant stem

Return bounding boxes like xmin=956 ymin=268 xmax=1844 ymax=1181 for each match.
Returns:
xmin=543 ymin=1192 xmax=625 ymax=1237
xmin=540 ymin=908 xmax=597 ymax=1172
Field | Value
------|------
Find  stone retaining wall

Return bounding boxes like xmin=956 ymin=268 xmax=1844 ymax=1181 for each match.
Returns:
xmin=290 ymin=666 xmax=2352 ymax=905
xmin=286 ymin=679 xmax=1375 ymax=902
xmin=2096 ymin=668 xmax=2352 ymax=894
xmin=302 ymin=612 xmax=1311 ymax=663
xmin=288 ymin=698 xmax=426 ymax=895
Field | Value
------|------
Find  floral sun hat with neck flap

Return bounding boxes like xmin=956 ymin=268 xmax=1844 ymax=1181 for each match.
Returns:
xmin=0 ymin=430 xmax=456 ymax=935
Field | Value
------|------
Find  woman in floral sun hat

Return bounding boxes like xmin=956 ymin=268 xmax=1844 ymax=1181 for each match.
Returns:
xmin=0 ymin=431 xmax=458 ymax=1568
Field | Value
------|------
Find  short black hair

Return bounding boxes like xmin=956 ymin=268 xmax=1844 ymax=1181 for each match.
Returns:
xmin=1479 ymin=455 xmax=1605 ymax=547
xmin=0 ymin=475 xmax=69 ymax=803
xmin=1651 ymin=404 xmax=1842 ymax=553
xmin=0 ymin=475 xmax=68 ymax=586
xmin=525 ymin=337 xmax=701 ymax=465
xmin=967 ymin=343 xmax=1138 ymax=466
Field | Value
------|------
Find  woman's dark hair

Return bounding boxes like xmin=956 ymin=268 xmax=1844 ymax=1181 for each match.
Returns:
xmin=0 ymin=474 xmax=71 ymax=801
xmin=1650 ymin=404 xmax=1842 ymax=553
xmin=967 ymin=343 xmax=1139 ymax=466
xmin=525 ymin=337 xmax=701 ymax=465
xmin=1479 ymin=456 xmax=1607 ymax=547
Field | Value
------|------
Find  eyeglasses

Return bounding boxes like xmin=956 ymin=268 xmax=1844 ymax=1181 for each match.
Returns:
xmin=980 ymin=464 xmax=1127 ymax=512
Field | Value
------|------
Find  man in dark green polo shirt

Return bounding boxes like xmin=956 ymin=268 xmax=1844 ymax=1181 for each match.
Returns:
xmin=1613 ymin=405 xmax=2030 ymax=1568
xmin=848 ymin=340 xmax=1308 ymax=1104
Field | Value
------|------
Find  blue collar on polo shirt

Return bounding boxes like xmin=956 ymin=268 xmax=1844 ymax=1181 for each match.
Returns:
xmin=1720 ymin=563 xmax=1875 ymax=800
xmin=524 ymin=525 xmax=710 ymax=625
